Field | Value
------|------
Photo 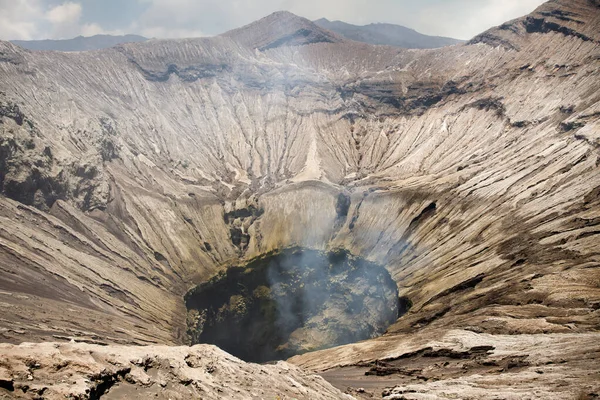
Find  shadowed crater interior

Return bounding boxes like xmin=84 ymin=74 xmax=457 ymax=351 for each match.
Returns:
xmin=185 ymin=247 xmax=400 ymax=363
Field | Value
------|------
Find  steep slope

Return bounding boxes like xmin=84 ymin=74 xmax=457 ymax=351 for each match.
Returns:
xmin=314 ymin=18 xmax=463 ymax=48
xmin=0 ymin=0 xmax=599 ymax=398
xmin=11 ymin=34 xmax=148 ymax=52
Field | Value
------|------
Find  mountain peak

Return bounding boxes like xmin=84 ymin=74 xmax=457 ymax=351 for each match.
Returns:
xmin=266 ymin=10 xmax=302 ymax=19
xmin=222 ymin=11 xmax=344 ymax=51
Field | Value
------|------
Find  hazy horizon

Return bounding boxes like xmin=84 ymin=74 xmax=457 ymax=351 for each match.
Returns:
xmin=1 ymin=0 xmax=547 ymax=42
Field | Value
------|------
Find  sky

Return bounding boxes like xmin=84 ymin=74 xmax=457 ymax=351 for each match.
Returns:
xmin=0 ymin=0 xmax=549 ymax=41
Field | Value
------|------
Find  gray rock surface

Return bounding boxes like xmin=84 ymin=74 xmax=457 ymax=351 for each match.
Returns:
xmin=0 ymin=342 xmax=351 ymax=399
xmin=297 ymin=329 xmax=600 ymax=399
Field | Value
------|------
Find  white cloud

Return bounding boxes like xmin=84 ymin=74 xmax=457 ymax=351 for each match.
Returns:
xmin=134 ymin=0 xmax=223 ymax=38
xmin=46 ymin=1 xmax=81 ymax=24
xmin=45 ymin=2 xmax=84 ymax=38
xmin=0 ymin=0 xmax=119 ymax=40
xmin=0 ymin=0 xmax=44 ymax=40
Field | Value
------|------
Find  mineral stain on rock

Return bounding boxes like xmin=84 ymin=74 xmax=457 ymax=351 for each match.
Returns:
xmin=185 ymin=247 xmax=399 ymax=363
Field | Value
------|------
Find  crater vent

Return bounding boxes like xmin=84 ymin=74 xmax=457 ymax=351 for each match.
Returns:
xmin=185 ymin=247 xmax=400 ymax=363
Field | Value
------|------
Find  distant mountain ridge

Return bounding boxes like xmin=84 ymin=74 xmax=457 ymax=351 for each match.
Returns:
xmin=11 ymin=34 xmax=148 ymax=52
xmin=314 ymin=18 xmax=464 ymax=48
xmin=9 ymin=17 xmax=462 ymax=52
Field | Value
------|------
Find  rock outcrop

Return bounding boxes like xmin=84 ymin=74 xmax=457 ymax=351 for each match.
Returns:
xmin=0 ymin=0 xmax=599 ymax=398
xmin=0 ymin=342 xmax=351 ymax=399
xmin=309 ymin=329 xmax=600 ymax=399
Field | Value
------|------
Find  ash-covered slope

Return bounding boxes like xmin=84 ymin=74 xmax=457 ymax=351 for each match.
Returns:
xmin=0 ymin=0 xmax=599 ymax=398
xmin=314 ymin=18 xmax=464 ymax=48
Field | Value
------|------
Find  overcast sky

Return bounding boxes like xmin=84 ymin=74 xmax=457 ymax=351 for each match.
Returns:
xmin=1 ymin=0 xmax=548 ymax=41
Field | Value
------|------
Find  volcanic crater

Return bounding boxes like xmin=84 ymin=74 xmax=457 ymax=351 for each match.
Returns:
xmin=0 ymin=0 xmax=599 ymax=399
xmin=185 ymin=247 xmax=401 ymax=363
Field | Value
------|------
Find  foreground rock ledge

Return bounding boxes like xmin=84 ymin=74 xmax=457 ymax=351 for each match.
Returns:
xmin=2 ymin=330 xmax=598 ymax=399
xmin=292 ymin=329 xmax=600 ymax=400
xmin=0 ymin=342 xmax=351 ymax=400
